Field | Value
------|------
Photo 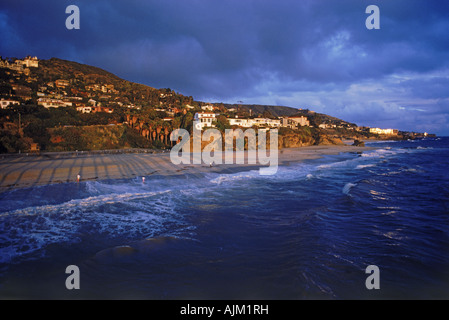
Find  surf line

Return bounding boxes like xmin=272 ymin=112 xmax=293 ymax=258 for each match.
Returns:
xmin=169 ymin=123 xmax=279 ymax=176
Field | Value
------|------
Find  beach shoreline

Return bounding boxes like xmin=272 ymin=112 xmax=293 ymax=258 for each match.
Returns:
xmin=0 ymin=145 xmax=376 ymax=193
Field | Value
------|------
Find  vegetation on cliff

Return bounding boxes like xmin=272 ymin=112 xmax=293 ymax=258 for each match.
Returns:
xmin=0 ymin=56 xmax=426 ymax=154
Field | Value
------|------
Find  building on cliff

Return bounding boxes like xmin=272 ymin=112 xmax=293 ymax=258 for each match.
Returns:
xmin=369 ymin=128 xmax=398 ymax=135
xmin=194 ymin=112 xmax=217 ymax=130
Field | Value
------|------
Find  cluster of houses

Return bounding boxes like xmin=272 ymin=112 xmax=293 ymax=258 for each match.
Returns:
xmin=193 ymin=111 xmax=311 ymax=131
xmin=0 ymin=56 xmax=123 ymax=114
xmin=0 ymin=56 xmax=39 ymax=74
xmin=35 ymin=96 xmax=115 ymax=114
xmin=1 ymin=57 xmax=410 ymax=136
xmin=35 ymin=80 xmax=121 ymax=113
xmin=192 ymin=110 xmax=409 ymax=137
xmin=368 ymin=127 xmax=399 ymax=135
xmin=193 ymin=104 xmax=313 ymax=131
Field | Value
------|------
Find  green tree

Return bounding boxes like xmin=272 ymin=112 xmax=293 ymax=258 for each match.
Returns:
xmin=215 ymin=115 xmax=231 ymax=132
xmin=23 ymin=120 xmax=51 ymax=150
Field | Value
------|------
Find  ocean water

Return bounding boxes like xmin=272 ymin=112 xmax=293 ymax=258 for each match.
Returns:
xmin=0 ymin=138 xmax=448 ymax=299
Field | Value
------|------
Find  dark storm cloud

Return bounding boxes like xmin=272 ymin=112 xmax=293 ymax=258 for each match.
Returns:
xmin=1 ymin=0 xmax=448 ymax=134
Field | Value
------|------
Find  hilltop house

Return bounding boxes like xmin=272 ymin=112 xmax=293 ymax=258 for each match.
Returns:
xmin=0 ymin=56 xmax=38 ymax=71
xmin=22 ymin=56 xmax=39 ymax=68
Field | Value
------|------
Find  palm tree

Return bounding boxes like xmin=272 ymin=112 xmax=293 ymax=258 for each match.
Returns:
xmin=155 ymin=120 xmax=163 ymax=142
xmin=132 ymin=115 xmax=138 ymax=128
xmin=139 ymin=120 xmax=145 ymax=134
xmin=141 ymin=123 xmax=149 ymax=138
xmin=148 ymin=123 xmax=153 ymax=141
xmin=164 ymin=123 xmax=170 ymax=146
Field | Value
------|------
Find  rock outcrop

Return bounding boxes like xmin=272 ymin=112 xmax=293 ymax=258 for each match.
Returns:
xmin=352 ymin=139 xmax=365 ymax=147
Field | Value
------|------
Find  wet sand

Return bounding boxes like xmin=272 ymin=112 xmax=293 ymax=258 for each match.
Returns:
xmin=0 ymin=145 xmax=375 ymax=192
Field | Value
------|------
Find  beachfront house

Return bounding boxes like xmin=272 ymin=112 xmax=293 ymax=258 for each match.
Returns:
xmin=287 ymin=116 xmax=310 ymax=127
xmin=252 ymin=118 xmax=281 ymax=128
xmin=194 ymin=112 xmax=217 ymax=130
xmin=369 ymin=128 xmax=398 ymax=135
xmin=228 ymin=117 xmax=253 ymax=128
xmin=228 ymin=117 xmax=281 ymax=128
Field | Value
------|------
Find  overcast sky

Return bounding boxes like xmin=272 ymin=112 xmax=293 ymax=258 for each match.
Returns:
xmin=1 ymin=0 xmax=448 ymax=134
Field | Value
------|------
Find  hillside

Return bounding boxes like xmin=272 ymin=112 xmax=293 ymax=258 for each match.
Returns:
xmin=0 ymin=55 xmax=425 ymax=154
xmin=39 ymin=58 xmax=124 ymax=82
xmin=223 ymin=104 xmax=299 ymax=117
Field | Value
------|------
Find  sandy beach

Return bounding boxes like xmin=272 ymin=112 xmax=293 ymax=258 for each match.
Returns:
xmin=0 ymin=145 xmax=375 ymax=192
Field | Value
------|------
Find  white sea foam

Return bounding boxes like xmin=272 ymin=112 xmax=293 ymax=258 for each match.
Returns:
xmin=343 ymin=183 xmax=357 ymax=195
xmin=208 ymin=163 xmax=316 ymax=185
xmin=317 ymin=159 xmax=354 ymax=170
xmin=356 ymin=164 xmax=377 ymax=169
xmin=364 ymin=140 xmax=399 ymax=144
xmin=416 ymin=146 xmax=433 ymax=150
xmin=360 ymin=149 xmax=393 ymax=158
xmin=209 ymin=171 xmax=259 ymax=185
xmin=0 ymin=188 xmax=183 ymax=264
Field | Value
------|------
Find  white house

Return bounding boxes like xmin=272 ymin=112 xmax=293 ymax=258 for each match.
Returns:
xmin=76 ymin=106 xmax=92 ymax=113
xmin=228 ymin=117 xmax=281 ymax=128
xmin=194 ymin=112 xmax=217 ymax=130
xmin=0 ymin=98 xmax=20 ymax=109
xmin=369 ymin=128 xmax=398 ymax=135
xmin=22 ymin=56 xmax=39 ymax=68
xmin=319 ymin=123 xmax=336 ymax=129
xmin=252 ymin=118 xmax=281 ymax=127
xmin=201 ymin=104 xmax=215 ymax=111
xmin=228 ymin=118 xmax=253 ymax=128
xmin=37 ymin=98 xmax=64 ymax=108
